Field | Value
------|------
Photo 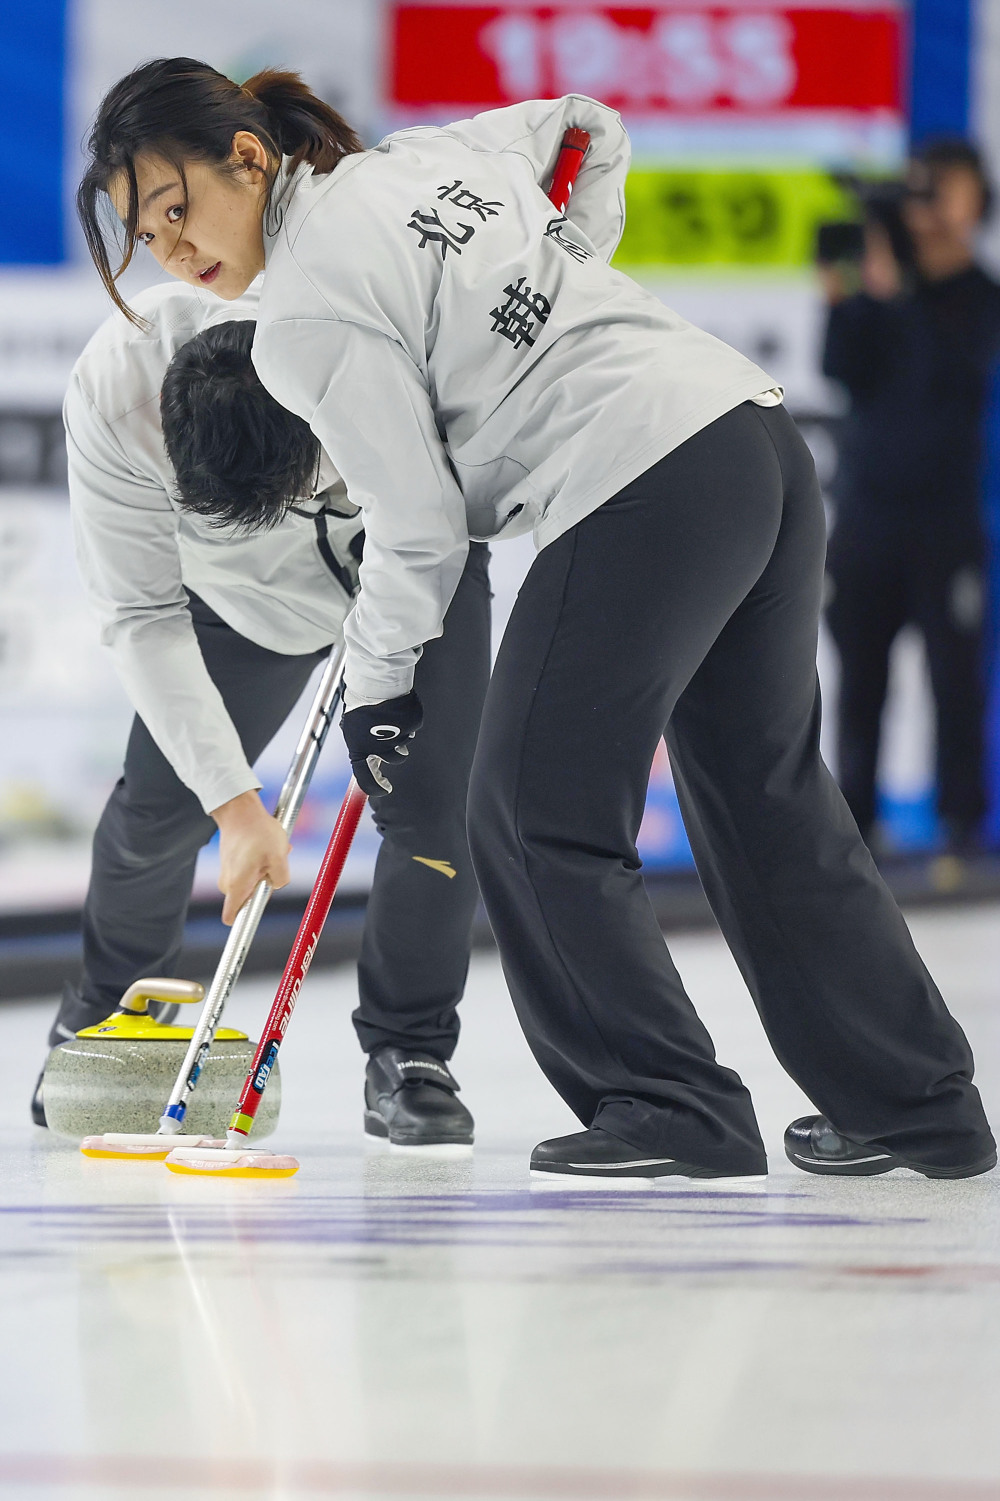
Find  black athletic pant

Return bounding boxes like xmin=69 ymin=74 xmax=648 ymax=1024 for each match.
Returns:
xmin=468 ymin=403 xmax=993 ymax=1172
xmin=825 ymin=508 xmax=986 ymax=841
xmin=72 ymin=544 xmax=491 ymax=1060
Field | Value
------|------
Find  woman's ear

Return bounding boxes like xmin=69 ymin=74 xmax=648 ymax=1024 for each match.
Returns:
xmin=231 ymin=130 xmax=270 ymax=177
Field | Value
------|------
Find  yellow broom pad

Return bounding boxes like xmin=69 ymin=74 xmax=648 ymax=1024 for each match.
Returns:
xmin=164 ymin=1146 xmax=299 ymax=1178
xmin=80 ymin=1133 xmax=222 ymax=1161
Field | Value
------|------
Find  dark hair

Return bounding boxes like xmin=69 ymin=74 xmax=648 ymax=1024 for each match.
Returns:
xmin=78 ymin=58 xmax=364 ymax=323
xmin=911 ymin=137 xmax=994 ymax=221
xmin=160 ymin=319 xmax=321 ymax=532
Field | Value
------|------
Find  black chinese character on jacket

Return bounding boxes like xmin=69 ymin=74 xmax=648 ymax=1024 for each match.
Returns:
xmin=407 ymin=208 xmax=476 ymax=258
xmin=490 ymin=278 xmax=552 ymax=349
xmin=437 ymin=180 xmax=505 ymax=220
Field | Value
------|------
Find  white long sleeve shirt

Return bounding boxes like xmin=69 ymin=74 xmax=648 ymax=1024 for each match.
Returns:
xmin=65 ymin=281 xmax=362 ymax=812
xmin=252 ymin=95 xmax=780 ymax=705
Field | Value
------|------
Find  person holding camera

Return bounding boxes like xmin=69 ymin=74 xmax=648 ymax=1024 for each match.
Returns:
xmin=819 ymin=140 xmax=1000 ymax=855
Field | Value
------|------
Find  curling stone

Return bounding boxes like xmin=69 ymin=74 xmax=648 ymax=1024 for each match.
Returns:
xmin=42 ymin=978 xmax=280 ymax=1141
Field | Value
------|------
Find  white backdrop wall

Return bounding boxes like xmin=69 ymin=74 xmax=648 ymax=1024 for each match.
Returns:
xmin=0 ymin=0 xmax=975 ymax=912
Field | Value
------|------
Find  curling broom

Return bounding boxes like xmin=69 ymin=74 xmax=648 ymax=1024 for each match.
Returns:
xmin=79 ymin=643 xmax=346 ymax=1160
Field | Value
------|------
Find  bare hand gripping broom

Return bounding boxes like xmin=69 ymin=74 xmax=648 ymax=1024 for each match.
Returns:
xmin=79 ymin=641 xmax=347 ymax=1159
xmin=163 ymin=127 xmax=593 ymax=1180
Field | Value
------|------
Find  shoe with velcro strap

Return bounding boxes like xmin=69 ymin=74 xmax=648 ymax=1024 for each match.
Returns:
xmin=364 ymin=1046 xmax=474 ymax=1148
xmin=784 ymin=1115 xmax=997 ymax=1178
xmin=529 ymin=1126 xmax=767 ymax=1186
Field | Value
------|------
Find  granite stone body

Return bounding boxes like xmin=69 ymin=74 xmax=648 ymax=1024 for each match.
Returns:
xmin=42 ymin=1037 xmax=280 ymax=1139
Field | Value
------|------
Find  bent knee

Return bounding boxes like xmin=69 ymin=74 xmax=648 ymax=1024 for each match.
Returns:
xmin=467 ymin=760 xmax=519 ymax=873
xmin=373 ymin=787 xmax=476 ymax=861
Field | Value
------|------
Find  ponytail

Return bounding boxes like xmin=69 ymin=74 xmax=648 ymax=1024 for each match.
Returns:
xmin=77 ymin=58 xmax=363 ymax=323
xmin=241 ymin=69 xmax=362 ymax=175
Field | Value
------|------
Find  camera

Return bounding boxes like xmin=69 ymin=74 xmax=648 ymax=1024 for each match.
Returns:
xmin=816 ymin=177 xmax=918 ymax=271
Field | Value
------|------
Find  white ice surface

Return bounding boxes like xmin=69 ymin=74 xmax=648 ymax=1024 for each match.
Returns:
xmin=1 ymin=905 xmax=999 ymax=1500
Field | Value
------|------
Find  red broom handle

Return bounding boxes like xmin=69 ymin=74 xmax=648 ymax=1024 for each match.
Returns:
xmin=227 ymin=777 xmax=368 ymax=1141
xmin=547 ymin=127 xmax=591 ymax=214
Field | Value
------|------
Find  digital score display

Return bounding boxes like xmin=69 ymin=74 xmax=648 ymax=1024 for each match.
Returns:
xmin=389 ymin=4 xmax=902 ymax=120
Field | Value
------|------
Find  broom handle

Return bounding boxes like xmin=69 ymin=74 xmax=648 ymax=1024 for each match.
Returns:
xmin=547 ymin=127 xmax=591 ymax=214
xmin=227 ymin=777 xmax=368 ymax=1141
xmin=158 ymin=644 xmax=346 ymax=1133
xmin=224 ymin=127 xmax=592 ymax=1145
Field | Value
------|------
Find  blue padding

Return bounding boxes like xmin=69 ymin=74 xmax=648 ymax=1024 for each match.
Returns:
xmin=0 ymin=0 xmax=66 ymax=263
xmin=910 ymin=0 xmax=970 ymax=144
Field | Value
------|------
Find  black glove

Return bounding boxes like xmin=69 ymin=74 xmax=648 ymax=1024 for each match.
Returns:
xmin=341 ymin=690 xmax=423 ymax=797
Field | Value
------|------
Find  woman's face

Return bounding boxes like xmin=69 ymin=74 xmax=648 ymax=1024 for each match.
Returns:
xmin=113 ymin=132 xmax=269 ymax=300
xmin=905 ymin=164 xmax=984 ymax=249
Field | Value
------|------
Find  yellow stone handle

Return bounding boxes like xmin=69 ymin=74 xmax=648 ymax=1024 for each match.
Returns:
xmin=117 ymin=978 xmax=206 ymax=1014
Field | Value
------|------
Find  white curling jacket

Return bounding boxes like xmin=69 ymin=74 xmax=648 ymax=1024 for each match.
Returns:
xmin=253 ymin=94 xmax=780 ymax=705
xmin=65 ymin=281 xmax=362 ymax=813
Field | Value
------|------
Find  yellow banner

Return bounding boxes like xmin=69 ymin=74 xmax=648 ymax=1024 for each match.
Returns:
xmin=616 ymin=169 xmax=857 ymax=268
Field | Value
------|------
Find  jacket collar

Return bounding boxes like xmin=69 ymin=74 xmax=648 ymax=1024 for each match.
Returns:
xmin=262 ymin=157 xmax=313 ymax=266
xmin=262 ymin=151 xmax=370 ymax=265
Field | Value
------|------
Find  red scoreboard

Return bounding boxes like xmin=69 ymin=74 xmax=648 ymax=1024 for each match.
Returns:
xmin=389 ymin=4 xmax=903 ymax=120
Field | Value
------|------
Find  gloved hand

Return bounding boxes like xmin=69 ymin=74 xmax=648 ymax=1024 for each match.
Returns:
xmin=341 ymin=690 xmax=423 ymax=797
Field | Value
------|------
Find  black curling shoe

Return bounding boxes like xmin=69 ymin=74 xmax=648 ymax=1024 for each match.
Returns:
xmin=30 ymin=1071 xmax=47 ymax=1128
xmin=530 ymin=1126 xmax=767 ymax=1185
xmin=785 ymin=1115 xmax=997 ymax=1178
xmin=364 ymin=1046 xmax=474 ymax=1148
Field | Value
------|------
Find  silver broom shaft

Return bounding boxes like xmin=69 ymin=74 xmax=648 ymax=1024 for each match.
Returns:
xmin=158 ymin=642 xmax=347 ymax=1132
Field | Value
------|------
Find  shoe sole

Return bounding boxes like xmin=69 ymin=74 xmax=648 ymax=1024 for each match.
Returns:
xmin=786 ymin=1146 xmax=997 ymax=1179
xmin=529 ymin=1166 xmax=767 ymax=1191
xmin=364 ymin=1110 xmax=473 ymax=1151
xmin=389 ymin=1142 xmax=474 ymax=1158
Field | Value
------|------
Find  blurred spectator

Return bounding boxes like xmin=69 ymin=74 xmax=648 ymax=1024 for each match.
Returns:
xmin=820 ymin=139 xmax=1000 ymax=855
